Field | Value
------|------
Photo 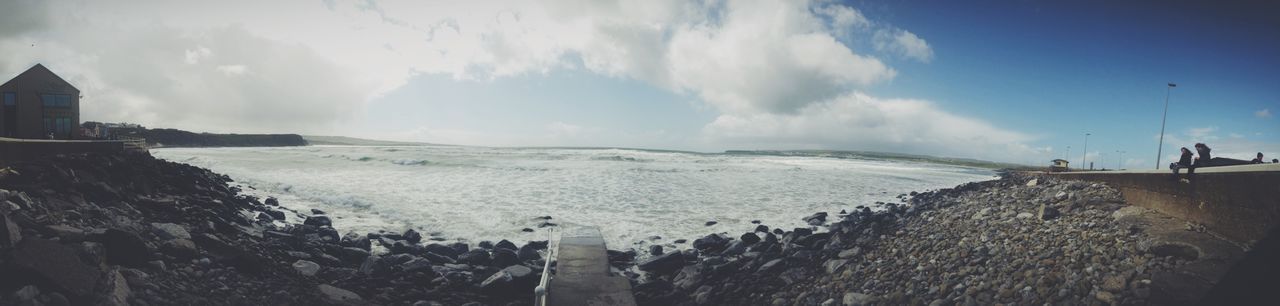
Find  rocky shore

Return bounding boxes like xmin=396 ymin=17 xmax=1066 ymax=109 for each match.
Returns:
xmin=0 ymin=152 xmax=1239 ymax=305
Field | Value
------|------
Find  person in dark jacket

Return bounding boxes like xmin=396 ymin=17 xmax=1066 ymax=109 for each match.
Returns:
xmin=1171 ymin=147 xmax=1195 ymax=176
xmin=1252 ymin=152 xmax=1265 ymax=164
xmin=1193 ymin=143 xmax=1212 ymax=167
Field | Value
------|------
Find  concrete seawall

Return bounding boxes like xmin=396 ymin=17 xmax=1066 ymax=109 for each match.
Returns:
xmin=0 ymin=137 xmax=131 ymax=161
xmin=1045 ymin=163 xmax=1280 ymax=245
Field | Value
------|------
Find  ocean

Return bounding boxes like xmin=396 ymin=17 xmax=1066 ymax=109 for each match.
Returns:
xmin=152 ymin=145 xmax=996 ymax=249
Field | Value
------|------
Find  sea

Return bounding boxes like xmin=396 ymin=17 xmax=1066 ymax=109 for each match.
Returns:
xmin=151 ymin=145 xmax=996 ymax=249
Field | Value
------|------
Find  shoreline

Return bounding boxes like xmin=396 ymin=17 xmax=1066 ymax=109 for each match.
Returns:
xmin=0 ymin=152 xmax=1232 ymax=305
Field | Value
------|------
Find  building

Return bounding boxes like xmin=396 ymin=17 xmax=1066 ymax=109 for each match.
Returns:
xmin=0 ymin=64 xmax=81 ymax=140
xmin=1050 ymin=159 xmax=1070 ymax=172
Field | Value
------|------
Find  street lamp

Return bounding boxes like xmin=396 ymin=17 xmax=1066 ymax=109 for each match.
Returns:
xmin=1082 ymin=133 xmax=1090 ymax=171
xmin=1116 ymin=150 xmax=1125 ymax=170
xmin=1156 ymin=83 xmax=1177 ymax=169
xmin=1066 ymin=146 xmax=1071 ymax=168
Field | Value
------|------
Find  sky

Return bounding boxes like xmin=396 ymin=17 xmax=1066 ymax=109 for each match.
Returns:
xmin=1 ymin=0 xmax=1277 ymax=166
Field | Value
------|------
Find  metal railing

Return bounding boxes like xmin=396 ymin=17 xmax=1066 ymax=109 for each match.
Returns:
xmin=534 ymin=228 xmax=558 ymax=306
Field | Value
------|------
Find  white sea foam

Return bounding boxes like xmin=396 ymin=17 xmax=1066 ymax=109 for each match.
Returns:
xmin=152 ymin=146 xmax=995 ymax=249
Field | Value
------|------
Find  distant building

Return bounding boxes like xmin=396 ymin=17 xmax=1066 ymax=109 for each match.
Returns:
xmin=0 ymin=64 xmax=81 ymax=140
xmin=1050 ymin=159 xmax=1070 ymax=172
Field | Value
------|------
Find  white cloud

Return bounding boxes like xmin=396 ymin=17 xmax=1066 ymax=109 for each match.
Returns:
xmin=215 ymin=64 xmax=247 ymax=76
xmin=874 ymin=28 xmax=934 ymax=63
xmin=1186 ymin=126 xmax=1219 ymax=140
xmin=1257 ymin=108 xmax=1272 ymax=118
xmin=702 ymin=92 xmax=1036 ymax=161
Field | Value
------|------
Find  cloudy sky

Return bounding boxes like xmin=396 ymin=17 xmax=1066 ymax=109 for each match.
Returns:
xmin=2 ymin=0 xmax=1277 ymax=166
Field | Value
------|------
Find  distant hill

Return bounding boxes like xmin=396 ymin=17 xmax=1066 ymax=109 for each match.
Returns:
xmin=301 ymin=135 xmax=439 ymax=146
xmin=724 ymin=150 xmax=1034 ymax=170
xmin=140 ymin=129 xmax=307 ymax=147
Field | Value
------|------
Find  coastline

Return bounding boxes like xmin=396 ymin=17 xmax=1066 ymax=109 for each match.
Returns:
xmin=0 ymin=152 xmax=1231 ymax=305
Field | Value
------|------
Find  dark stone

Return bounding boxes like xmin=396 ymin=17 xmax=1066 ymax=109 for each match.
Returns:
xmin=341 ymin=232 xmax=371 ymax=251
xmin=637 ymin=251 xmax=684 ymax=273
xmin=491 ymin=249 xmax=519 ymax=267
xmin=522 ymin=228 xmax=535 ymax=232
xmin=792 ymin=228 xmax=813 ymax=236
xmin=673 ymin=238 xmax=688 ymax=244
xmin=311 ymin=208 xmax=326 ymax=214
xmin=494 ymin=239 xmax=518 ymax=251
xmin=480 ymin=265 xmax=536 ymax=295
xmin=359 ymin=255 xmax=388 ymax=276
xmin=101 ymin=229 xmax=151 ymax=267
xmin=0 ymin=214 xmax=20 ymax=248
xmin=400 ymin=258 xmax=436 ymax=274
xmin=303 ymin=215 xmax=332 ymax=227
xmin=754 ymin=225 xmax=769 ymax=233
xmin=537 ymin=221 xmax=557 ymax=228
xmin=772 ymin=228 xmax=784 ymax=235
xmin=403 ymin=229 xmax=422 ymax=244
xmin=607 ymin=249 xmax=636 ymax=264
xmin=264 ymin=197 xmax=279 ymax=206
xmin=458 ymin=249 xmax=492 ymax=266
xmin=424 ymin=244 xmax=459 ymax=258
xmin=692 ymin=234 xmax=729 ymax=252
xmin=10 ymin=238 xmax=102 ymax=301
xmin=740 ymin=232 xmax=761 ymax=245
xmin=264 ymin=210 xmax=286 ymax=220
xmin=450 ymin=242 xmax=469 ymax=254
xmin=1040 ymin=206 xmax=1061 ymax=220
xmin=334 ymin=247 xmax=371 ymax=264
xmin=422 ymin=252 xmax=456 ymax=264
xmin=795 ymin=232 xmax=831 ymax=249
xmin=478 ymin=241 xmax=494 ymax=249
xmin=757 ymin=258 xmax=787 ymax=274
xmin=705 ymin=221 xmax=718 ymax=226
xmin=803 ymin=212 xmax=828 ymax=225
xmin=517 ymin=244 xmax=541 ymax=262
xmin=750 ymin=220 xmax=761 ymax=224
xmin=649 ymin=245 xmax=664 ymax=256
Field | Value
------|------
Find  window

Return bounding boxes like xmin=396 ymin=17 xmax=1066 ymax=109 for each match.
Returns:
xmin=2 ymin=92 xmax=13 ymax=106
xmin=41 ymin=94 xmax=72 ymax=107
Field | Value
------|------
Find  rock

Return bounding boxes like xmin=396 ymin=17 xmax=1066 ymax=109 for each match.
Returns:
xmin=102 ymin=229 xmax=151 ymax=267
xmin=317 ymin=284 xmax=362 ymax=303
xmin=334 ymin=247 xmax=372 ymax=264
xmin=480 ymin=265 xmax=536 ymax=295
xmin=119 ymin=268 xmax=149 ymax=287
xmin=755 ymin=225 xmax=769 ymax=233
xmin=160 ymin=239 xmax=200 ymax=258
xmin=838 ymin=247 xmax=861 ymax=259
xmin=311 ymin=208 xmax=327 ymax=214
xmin=649 ymin=245 xmax=664 ymax=256
xmin=637 ymin=251 xmax=683 ymax=273
xmin=1025 ymin=179 xmax=1038 ymax=186
xmin=0 ymin=214 xmax=20 ymax=248
xmin=740 ymin=232 xmax=761 ymax=245
xmin=95 ymin=268 xmax=131 ymax=306
xmin=293 ymin=260 xmax=321 ymax=276
xmin=400 ymin=258 xmax=435 ymax=273
xmin=673 ymin=239 xmax=687 ymax=244
xmin=264 ymin=197 xmax=279 ymax=206
xmin=517 ymin=243 xmax=541 ymax=262
xmin=1095 ymin=291 xmax=1116 ymax=304
xmin=494 ymin=239 xmax=518 ymax=251
xmin=303 ymin=215 xmax=332 ymax=227
xmin=705 ymin=221 xmax=718 ymax=226
xmin=1054 ymin=191 xmax=1069 ymax=201
xmin=1038 ymin=204 xmax=1061 ymax=220
xmin=1102 ymin=274 xmax=1128 ymax=292
xmin=757 ymin=258 xmax=786 ymax=274
xmin=263 ymin=210 xmax=286 ymax=220
xmin=692 ymin=234 xmax=728 ymax=251
xmin=803 ymin=212 xmax=828 ymax=225
xmin=13 ymin=285 xmax=39 ymax=302
xmin=1016 ymin=212 xmax=1034 ymax=219
xmin=359 ymin=255 xmax=385 ymax=276
xmin=492 ymin=249 xmax=519 ymax=267
xmin=10 ymin=238 xmax=101 ymax=300
xmin=424 ymin=243 xmax=459 ymax=258
xmin=403 ymin=229 xmax=422 ymax=244
xmin=824 ymin=259 xmax=848 ymax=274
xmin=458 ymin=249 xmax=492 ymax=266
xmin=150 ymin=223 xmax=192 ymax=240
xmin=843 ymin=292 xmax=874 ymax=306
xmin=478 ymin=241 xmax=494 ymax=249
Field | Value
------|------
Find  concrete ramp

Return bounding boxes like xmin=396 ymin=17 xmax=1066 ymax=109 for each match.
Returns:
xmin=547 ymin=227 xmax=636 ymax=306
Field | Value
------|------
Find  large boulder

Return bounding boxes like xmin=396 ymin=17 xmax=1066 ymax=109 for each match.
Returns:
xmin=10 ymin=238 xmax=102 ymax=301
xmin=403 ymin=229 xmax=422 ymax=244
xmin=303 ymin=215 xmax=332 ymax=227
xmin=293 ymin=260 xmax=321 ymax=276
xmin=458 ymin=249 xmax=492 ymax=266
xmin=0 ymin=214 xmax=20 ymax=248
xmin=101 ymin=229 xmax=152 ymax=267
xmin=317 ymin=284 xmax=362 ymax=303
xmin=150 ymin=223 xmax=191 ymax=240
xmin=494 ymin=239 xmax=518 ymax=252
xmin=491 ymin=249 xmax=519 ymax=267
xmin=517 ymin=243 xmax=541 ymax=262
xmin=480 ymin=265 xmax=536 ymax=295
xmin=637 ymin=251 xmax=684 ymax=274
xmin=692 ymin=234 xmax=728 ymax=252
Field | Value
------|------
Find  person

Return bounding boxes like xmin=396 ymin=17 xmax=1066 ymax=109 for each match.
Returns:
xmin=1273 ymin=159 xmax=1278 ymax=163
xmin=1193 ymin=143 xmax=1213 ymax=167
xmin=1252 ymin=152 xmax=1265 ymax=164
xmin=1171 ymin=147 xmax=1195 ymax=177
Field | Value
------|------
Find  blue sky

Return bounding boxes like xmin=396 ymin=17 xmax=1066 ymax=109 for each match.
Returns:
xmin=1 ymin=0 xmax=1276 ymax=166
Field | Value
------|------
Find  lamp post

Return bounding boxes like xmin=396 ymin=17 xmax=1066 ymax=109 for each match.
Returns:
xmin=1116 ymin=150 xmax=1125 ymax=170
xmin=1082 ymin=133 xmax=1090 ymax=171
xmin=1066 ymin=146 xmax=1071 ymax=169
xmin=1156 ymin=83 xmax=1177 ymax=169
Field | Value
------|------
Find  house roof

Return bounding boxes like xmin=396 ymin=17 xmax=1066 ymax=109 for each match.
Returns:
xmin=1 ymin=63 xmax=80 ymax=92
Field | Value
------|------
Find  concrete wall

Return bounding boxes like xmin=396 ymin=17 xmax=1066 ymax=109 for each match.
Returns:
xmin=1047 ymin=164 xmax=1280 ymax=244
xmin=0 ymin=137 xmax=126 ymax=161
